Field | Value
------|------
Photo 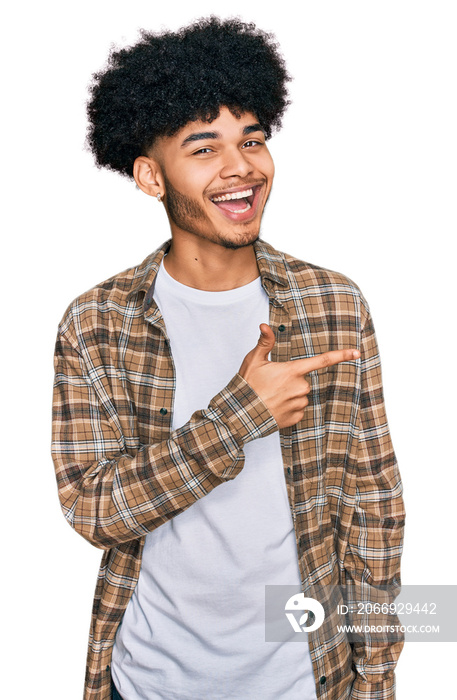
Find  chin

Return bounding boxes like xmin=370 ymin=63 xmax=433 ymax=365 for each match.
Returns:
xmin=216 ymin=228 xmax=261 ymax=250
xmin=219 ymin=237 xmax=259 ymax=250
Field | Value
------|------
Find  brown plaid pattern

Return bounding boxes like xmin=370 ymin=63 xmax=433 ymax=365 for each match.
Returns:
xmin=52 ymin=239 xmax=405 ymax=699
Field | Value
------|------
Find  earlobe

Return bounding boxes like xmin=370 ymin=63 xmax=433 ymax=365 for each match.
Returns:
xmin=133 ymin=156 xmax=164 ymax=198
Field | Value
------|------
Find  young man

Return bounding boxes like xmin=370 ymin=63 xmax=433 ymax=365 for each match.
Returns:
xmin=52 ymin=17 xmax=405 ymax=700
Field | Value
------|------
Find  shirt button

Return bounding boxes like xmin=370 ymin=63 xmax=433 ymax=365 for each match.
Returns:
xmin=159 ymin=408 xmax=168 ymax=416
xmin=278 ymin=324 xmax=286 ymax=332
xmin=319 ymin=676 xmax=327 ymax=685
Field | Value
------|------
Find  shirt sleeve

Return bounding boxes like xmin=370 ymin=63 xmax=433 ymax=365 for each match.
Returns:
xmin=345 ymin=305 xmax=406 ymax=699
xmin=51 ymin=327 xmax=278 ymax=550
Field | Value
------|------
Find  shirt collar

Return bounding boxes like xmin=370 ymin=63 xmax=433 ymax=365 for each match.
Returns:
xmin=126 ymin=238 xmax=289 ymax=309
xmin=126 ymin=239 xmax=172 ymax=304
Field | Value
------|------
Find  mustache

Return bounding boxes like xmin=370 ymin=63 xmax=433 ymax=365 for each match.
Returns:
xmin=205 ymin=179 xmax=266 ymax=198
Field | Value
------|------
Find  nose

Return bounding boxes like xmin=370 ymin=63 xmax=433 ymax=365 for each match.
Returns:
xmin=219 ymin=146 xmax=253 ymax=179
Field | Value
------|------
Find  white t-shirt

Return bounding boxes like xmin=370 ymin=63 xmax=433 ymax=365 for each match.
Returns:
xmin=111 ymin=260 xmax=317 ymax=700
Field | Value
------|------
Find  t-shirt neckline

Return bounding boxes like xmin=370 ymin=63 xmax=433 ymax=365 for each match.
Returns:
xmin=157 ymin=258 xmax=263 ymax=305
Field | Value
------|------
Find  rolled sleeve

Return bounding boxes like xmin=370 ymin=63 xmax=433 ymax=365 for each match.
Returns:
xmin=52 ymin=331 xmax=278 ymax=550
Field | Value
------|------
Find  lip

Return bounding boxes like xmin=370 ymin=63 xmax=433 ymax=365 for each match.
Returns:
xmin=208 ymin=182 xmax=265 ymax=223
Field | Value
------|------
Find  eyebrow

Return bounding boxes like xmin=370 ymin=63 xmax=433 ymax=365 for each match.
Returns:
xmin=180 ymin=123 xmax=264 ymax=147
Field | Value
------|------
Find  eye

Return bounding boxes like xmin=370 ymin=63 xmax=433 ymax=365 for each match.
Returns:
xmin=242 ymin=140 xmax=263 ymax=149
xmin=192 ymin=147 xmax=214 ymax=155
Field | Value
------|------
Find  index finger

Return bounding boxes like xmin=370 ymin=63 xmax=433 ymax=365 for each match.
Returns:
xmin=293 ymin=349 xmax=361 ymax=375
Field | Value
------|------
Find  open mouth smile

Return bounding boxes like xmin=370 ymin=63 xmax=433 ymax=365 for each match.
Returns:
xmin=209 ymin=184 xmax=263 ymax=221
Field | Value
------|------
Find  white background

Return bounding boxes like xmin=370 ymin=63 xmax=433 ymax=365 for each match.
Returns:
xmin=2 ymin=1 xmax=456 ymax=698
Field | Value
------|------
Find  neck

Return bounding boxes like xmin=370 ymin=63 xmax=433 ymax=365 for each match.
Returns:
xmin=163 ymin=233 xmax=260 ymax=291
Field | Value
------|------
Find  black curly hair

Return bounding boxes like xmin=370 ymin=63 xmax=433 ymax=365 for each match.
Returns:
xmin=86 ymin=16 xmax=291 ymax=179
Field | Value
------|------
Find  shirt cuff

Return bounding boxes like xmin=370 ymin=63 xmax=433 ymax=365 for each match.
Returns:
xmin=351 ymin=674 xmax=396 ymax=700
xmin=209 ymin=372 xmax=278 ymax=445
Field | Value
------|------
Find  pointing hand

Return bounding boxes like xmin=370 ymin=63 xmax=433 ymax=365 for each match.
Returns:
xmin=239 ymin=324 xmax=360 ymax=429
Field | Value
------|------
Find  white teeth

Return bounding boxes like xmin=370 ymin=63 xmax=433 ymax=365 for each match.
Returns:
xmin=211 ymin=188 xmax=253 ymax=202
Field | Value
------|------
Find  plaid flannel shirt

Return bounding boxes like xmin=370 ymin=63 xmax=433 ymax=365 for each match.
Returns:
xmin=51 ymin=239 xmax=405 ymax=700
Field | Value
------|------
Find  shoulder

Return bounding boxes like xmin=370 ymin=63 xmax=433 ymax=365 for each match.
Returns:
xmin=285 ymin=251 xmax=359 ymax=289
xmin=56 ymin=241 xmax=170 ymax=345
xmin=256 ymin=240 xmax=369 ymax=310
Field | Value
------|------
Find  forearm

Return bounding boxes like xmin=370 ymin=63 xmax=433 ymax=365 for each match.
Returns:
xmin=343 ymin=302 xmax=405 ymax=694
xmin=53 ymin=373 xmax=277 ymax=549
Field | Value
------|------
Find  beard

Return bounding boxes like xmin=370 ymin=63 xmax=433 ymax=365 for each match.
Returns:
xmin=162 ymin=173 xmax=261 ymax=250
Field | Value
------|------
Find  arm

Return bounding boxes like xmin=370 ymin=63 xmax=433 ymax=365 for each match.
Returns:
xmin=52 ymin=313 xmax=357 ymax=551
xmin=345 ymin=306 xmax=405 ymax=699
xmin=51 ymin=327 xmax=278 ymax=550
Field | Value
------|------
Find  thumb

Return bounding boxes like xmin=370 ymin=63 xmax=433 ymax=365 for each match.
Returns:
xmin=254 ymin=323 xmax=276 ymax=361
xmin=238 ymin=323 xmax=275 ymax=379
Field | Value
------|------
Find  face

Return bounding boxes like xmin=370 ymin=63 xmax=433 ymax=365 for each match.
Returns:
xmin=151 ymin=107 xmax=275 ymax=250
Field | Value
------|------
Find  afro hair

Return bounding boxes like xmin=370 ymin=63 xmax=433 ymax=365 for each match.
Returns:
xmin=86 ymin=16 xmax=291 ymax=179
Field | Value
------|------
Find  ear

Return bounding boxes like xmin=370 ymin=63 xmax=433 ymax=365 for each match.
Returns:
xmin=133 ymin=156 xmax=165 ymax=198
